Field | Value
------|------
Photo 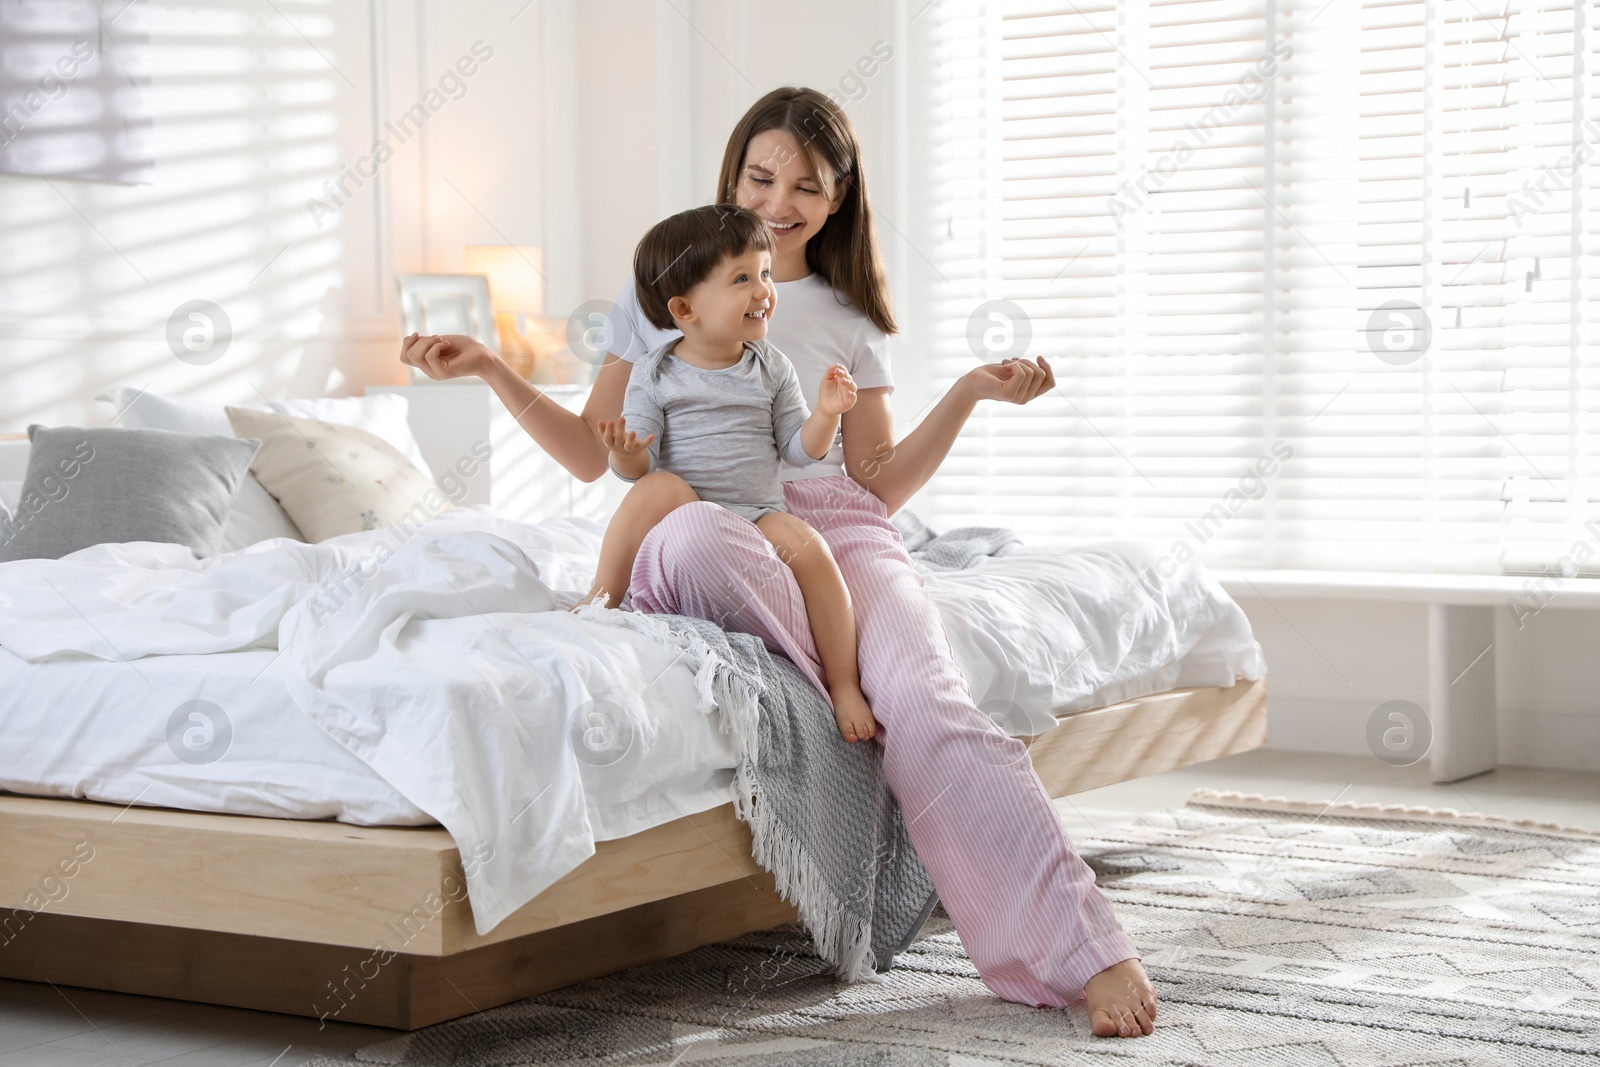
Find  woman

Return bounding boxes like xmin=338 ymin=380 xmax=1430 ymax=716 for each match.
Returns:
xmin=402 ymin=87 xmax=1158 ymax=1039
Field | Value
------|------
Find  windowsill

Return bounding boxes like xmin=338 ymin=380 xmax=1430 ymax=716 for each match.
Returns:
xmin=1212 ymin=569 xmax=1600 ymax=607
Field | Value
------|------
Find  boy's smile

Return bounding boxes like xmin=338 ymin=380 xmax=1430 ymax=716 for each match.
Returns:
xmin=668 ymin=248 xmax=778 ymax=359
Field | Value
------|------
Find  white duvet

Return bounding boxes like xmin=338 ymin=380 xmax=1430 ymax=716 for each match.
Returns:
xmin=0 ymin=507 xmax=1263 ymax=934
xmin=930 ymin=540 xmax=1264 ymax=725
xmin=0 ymin=511 xmax=731 ymax=932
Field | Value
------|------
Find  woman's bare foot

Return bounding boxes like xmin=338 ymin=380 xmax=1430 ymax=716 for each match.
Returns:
xmin=1083 ymin=958 xmax=1157 ymax=1037
xmin=831 ymin=685 xmax=876 ymax=743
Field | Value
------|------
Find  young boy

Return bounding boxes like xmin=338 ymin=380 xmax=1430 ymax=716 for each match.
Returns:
xmin=584 ymin=205 xmax=875 ymax=744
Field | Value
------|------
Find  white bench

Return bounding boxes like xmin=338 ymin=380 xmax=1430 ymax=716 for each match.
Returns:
xmin=1212 ymin=569 xmax=1600 ymax=784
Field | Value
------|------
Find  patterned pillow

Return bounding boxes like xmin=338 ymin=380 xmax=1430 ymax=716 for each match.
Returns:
xmin=224 ymin=407 xmax=451 ymax=542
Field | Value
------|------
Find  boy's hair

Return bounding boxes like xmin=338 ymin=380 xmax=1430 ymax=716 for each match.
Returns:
xmin=632 ymin=205 xmax=774 ymax=330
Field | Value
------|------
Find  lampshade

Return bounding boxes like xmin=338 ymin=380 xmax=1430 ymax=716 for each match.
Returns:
xmin=464 ymin=245 xmax=544 ymax=315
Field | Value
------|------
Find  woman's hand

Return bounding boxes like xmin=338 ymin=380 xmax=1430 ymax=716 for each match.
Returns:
xmin=400 ymin=332 xmax=501 ymax=381
xmin=962 ymin=355 xmax=1055 ymax=405
xmin=816 ymin=363 xmax=859 ymax=417
xmin=597 ymin=417 xmax=655 ymax=458
xmin=843 ymin=355 xmax=1055 ymax=513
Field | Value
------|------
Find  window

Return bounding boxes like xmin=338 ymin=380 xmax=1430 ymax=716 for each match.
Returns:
xmin=915 ymin=0 xmax=1599 ymax=575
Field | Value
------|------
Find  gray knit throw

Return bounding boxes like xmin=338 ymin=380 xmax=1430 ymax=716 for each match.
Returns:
xmin=893 ymin=509 xmax=1022 ymax=572
xmin=594 ymin=608 xmax=939 ymax=978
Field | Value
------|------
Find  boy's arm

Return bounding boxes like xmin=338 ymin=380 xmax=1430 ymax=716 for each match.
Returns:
xmin=798 ymin=363 xmax=858 ymax=461
xmin=799 ymin=406 xmax=840 ymax=463
xmin=606 ymin=427 xmax=653 ymax=480
xmin=609 ymin=374 xmax=663 ymax=481
xmin=770 ymin=357 xmax=826 ymax=465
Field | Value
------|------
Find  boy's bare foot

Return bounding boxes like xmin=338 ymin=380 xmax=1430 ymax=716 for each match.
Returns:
xmin=1084 ymin=958 xmax=1157 ymax=1037
xmin=573 ymin=584 xmax=619 ymax=612
xmin=831 ymin=686 xmax=876 ymax=743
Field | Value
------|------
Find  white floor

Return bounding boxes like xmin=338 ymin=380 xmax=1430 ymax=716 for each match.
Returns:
xmin=3 ymin=750 xmax=1597 ymax=1067
xmin=1055 ymin=748 xmax=1600 ymax=842
xmin=0 ymin=981 xmax=390 ymax=1067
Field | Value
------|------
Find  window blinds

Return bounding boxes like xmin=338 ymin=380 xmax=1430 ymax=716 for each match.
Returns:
xmin=918 ymin=0 xmax=1599 ymax=575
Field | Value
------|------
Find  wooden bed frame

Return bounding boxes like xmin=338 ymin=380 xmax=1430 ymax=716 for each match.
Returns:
xmin=0 ymin=679 xmax=1264 ymax=1029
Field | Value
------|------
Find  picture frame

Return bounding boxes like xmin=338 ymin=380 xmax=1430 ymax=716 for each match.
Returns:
xmin=396 ymin=274 xmax=501 ymax=373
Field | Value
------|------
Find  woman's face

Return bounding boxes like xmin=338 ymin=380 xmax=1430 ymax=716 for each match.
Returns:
xmin=733 ymin=129 xmax=842 ymax=264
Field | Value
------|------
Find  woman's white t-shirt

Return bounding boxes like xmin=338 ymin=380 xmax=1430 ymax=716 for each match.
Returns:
xmin=610 ymin=273 xmax=893 ymax=481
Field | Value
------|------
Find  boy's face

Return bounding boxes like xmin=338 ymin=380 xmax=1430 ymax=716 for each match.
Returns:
xmin=671 ymin=249 xmax=776 ymax=343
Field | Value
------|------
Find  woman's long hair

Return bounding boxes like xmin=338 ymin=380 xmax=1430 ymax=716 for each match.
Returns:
xmin=716 ymin=87 xmax=898 ymax=335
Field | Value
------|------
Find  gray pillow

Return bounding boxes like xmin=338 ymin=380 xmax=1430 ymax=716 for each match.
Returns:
xmin=0 ymin=425 xmax=260 ymax=562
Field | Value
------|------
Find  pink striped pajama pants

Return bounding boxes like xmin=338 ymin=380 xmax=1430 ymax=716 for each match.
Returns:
xmin=629 ymin=474 xmax=1139 ymax=1007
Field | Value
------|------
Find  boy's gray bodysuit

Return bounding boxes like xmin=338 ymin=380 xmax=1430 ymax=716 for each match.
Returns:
xmin=619 ymin=339 xmax=817 ymax=521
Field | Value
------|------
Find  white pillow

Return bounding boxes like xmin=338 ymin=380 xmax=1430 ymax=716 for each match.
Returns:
xmin=224 ymin=407 xmax=451 ymax=542
xmin=0 ymin=480 xmax=17 ymax=553
xmin=98 ymin=389 xmax=434 ymax=480
xmin=219 ymin=480 xmax=305 ymax=551
xmin=0 ymin=440 xmax=30 ymax=482
xmin=98 ymin=389 xmax=435 ymax=552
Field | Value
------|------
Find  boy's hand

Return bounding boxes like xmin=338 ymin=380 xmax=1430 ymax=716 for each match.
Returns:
xmin=816 ymin=364 xmax=858 ymax=417
xmin=598 ymin=417 xmax=655 ymax=458
xmin=401 ymin=333 xmax=499 ymax=381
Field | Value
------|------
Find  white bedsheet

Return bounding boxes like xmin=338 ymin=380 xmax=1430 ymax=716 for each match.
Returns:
xmin=0 ymin=646 xmax=739 ymax=840
xmin=0 ymin=509 xmax=750 ymax=835
xmin=0 ymin=507 xmax=1263 ymax=932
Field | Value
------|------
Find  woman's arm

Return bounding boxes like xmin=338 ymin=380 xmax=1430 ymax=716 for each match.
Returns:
xmin=840 ymin=356 xmax=1055 ymax=515
xmin=400 ymin=333 xmax=631 ymax=483
xmin=483 ymin=356 xmax=624 ymax=483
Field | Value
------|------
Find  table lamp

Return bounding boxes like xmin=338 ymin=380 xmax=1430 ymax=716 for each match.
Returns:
xmin=465 ymin=245 xmax=550 ymax=378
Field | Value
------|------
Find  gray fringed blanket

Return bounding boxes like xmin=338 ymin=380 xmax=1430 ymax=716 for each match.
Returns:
xmin=893 ymin=510 xmax=1021 ymax=572
xmin=592 ymin=608 xmax=938 ymax=980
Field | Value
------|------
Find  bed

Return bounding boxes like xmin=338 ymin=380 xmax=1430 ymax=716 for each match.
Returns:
xmin=0 ymin=441 xmax=1267 ymax=1028
xmin=0 ymin=679 xmax=1264 ymax=1029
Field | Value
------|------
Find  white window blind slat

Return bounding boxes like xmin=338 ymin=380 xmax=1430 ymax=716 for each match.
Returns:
xmin=922 ymin=0 xmax=1276 ymax=553
xmin=918 ymin=0 xmax=1599 ymax=574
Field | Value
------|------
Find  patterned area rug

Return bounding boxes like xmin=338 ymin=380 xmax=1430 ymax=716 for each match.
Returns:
xmin=310 ymin=790 xmax=1600 ymax=1066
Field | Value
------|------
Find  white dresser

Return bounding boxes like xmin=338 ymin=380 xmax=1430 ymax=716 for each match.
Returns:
xmin=367 ymin=381 xmax=627 ymax=526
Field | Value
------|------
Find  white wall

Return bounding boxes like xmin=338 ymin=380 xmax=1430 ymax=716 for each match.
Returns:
xmin=1235 ymin=595 xmax=1600 ymax=774
xmin=4 ymin=1 xmax=408 ymax=428
xmin=0 ymin=0 xmax=906 ymax=429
